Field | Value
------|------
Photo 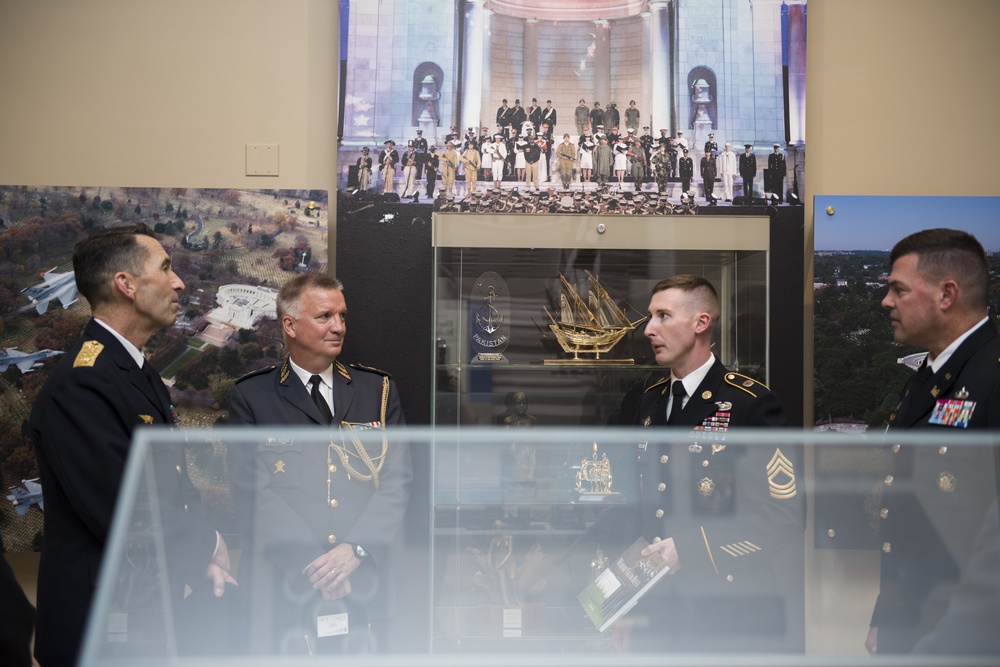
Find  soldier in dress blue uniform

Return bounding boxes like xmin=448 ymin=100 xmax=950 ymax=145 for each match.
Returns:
xmin=619 ymin=275 xmax=804 ymax=653
xmin=228 ymin=273 xmax=411 ymax=655
xmin=866 ymin=228 xmax=1000 ymax=655
xmin=30 ymin=224 xmax=236 ymax=666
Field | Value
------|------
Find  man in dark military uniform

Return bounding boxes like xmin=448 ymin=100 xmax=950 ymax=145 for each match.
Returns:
xmin=639 ymin=126 xmax=655 ymax=165
xmin=704 ymin=132 xmax=718 ymax=157
xmin=738 ymin=143 xmax=757 ymax=200
xmin=411 ymin=129 xmax=428 ymax=179
xmin=229 ymin=273 xmax=411 ymax=655
xmin=678 ymin=148 xmax=694 ymax=196
xmin=30 ymin=224 xmax=235 ymax=667
xmin=424 ymin=145 xmax=439 ymax=198
xmin=766 ymin=143 xmax=786 ymax=201
xmin=495 ymin=98 xmax=513 ymax=139
xmin=700 ymin=150 xmax=717 ymax=202
xmin=866 ymin=228 xmax=1000 ymax=655
xmin=589 ymin=102 xmax=605 ymax=139
xmin=620 ymin=275 xmax=804 ymax=653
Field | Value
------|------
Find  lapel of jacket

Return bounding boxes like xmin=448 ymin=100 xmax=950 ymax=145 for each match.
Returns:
xmin=675 ymin=359 xmax=727 ymax=427
xmin=276 ymin=358 xmax=326 ymax=425
xmin=331 ymin=361 xmax=356 ymax=424
xmin=87 ymin=320 xmax=170 ymax=422
xmin=897 ymin=321 xmax=998 ymax=428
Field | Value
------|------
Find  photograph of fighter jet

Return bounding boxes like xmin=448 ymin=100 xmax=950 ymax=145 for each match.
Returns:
xmin=21 ymin=268 xmax=78 ymax=315
xmin=6 ymin=479 xmax=43 ymax=516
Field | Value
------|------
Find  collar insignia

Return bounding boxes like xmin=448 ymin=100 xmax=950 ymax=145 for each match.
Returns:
xmin=139 ymin=414 xmax=154 ymax=424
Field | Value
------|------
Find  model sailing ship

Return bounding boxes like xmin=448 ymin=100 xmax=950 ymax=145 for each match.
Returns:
xmin=543 ymin=271 xmax=647 ymax=364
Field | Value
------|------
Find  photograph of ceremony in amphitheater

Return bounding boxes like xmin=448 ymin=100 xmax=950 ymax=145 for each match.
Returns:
xmin=335 ymin=0 xmax=807 ymax=215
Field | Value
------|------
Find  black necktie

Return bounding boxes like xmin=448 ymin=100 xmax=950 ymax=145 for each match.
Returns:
xmin=667 ymin=380 xmax=686 ymax=425
xmin=310 ymin=374 xmax=333 ymax=424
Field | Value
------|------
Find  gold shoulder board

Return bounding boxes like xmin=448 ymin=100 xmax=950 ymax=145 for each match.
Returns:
xmin=73 ymin=340 xmax=104 ymax=368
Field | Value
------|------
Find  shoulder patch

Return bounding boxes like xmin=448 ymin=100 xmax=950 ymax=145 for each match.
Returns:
xmin=644 ymin=378 xmax=669 ymax=394
xmin=349 ymin=362 xmax=390 ymax=379
xmin=234 ymin=365 xmax=277 ymax=384
xmin=724 ymin=371 xmax=770 ymax=398
xmin=73 ymin=340 xmax=104 ymax=368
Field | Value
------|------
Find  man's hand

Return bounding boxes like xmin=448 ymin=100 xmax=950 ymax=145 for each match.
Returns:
xmin=641 ymin=537 xmax=681 ymax=573
xmin=304 ymin=543 xmax=361 ymax=599
xmin=611 ymin=618 xmax=633 ymax=653
xmin=204 ymin=534 xmax=238 ymax=597
xmin=865 ymin=626 xmax=878 ymax=655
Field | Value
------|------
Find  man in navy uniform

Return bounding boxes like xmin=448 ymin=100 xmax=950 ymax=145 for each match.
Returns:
xmin=620 ymin=275 xmax=804 ymax=652
xmin=866 ymin=228 xmax=1000 ymax=655
xmin=30 ymin=224 xmax=235 ymax=667
xmin=738 ymin=143 xmax=757 ymax=200
xmin=229 ymin=273 xmax=411 ymax=655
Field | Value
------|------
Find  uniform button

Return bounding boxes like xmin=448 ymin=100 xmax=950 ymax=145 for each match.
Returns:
xmin=328 ymin=535 xmax=337 ymax=544
xmin=330 ymin=499 xmax=339 ymax=508
xmin=657 ymin=483 xmax=666 ymax=492
xmin=660 ymin=455 xmax=669 ymax=464
xmin=702 ymin=460 xmax=709 ymax=468
xmin=183 ymin=504 xmax=189 ymax=512
xmin=884 ymin=475 xmax=894 ymax=486
xmin=890 ymin=444 xmax=900 ymax=454
xmin=882 ymin=542 xmax=891 ymax=553
xmin=329 ymin=464 xmax=337 ymax=473
xmin=726 ymin=575 xmax=734 ymax=582
xmin=655 ymin=509 xmax=664 ymax=518
xmin=653 ymin=536 xmax=661 ymax=543
xmin=938 ymin=446 xmax=948 ymax=455
xmin=827 ymin=529 xmax=836 ymax=538
xmin=879 ymin=508 xmax=889 ymax=519
xmin=175 ymin=465 xmax=182 ymax=473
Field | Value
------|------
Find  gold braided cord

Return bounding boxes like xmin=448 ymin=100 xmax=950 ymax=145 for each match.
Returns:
xmin=328 ymin=376 xmax=391 ymax=491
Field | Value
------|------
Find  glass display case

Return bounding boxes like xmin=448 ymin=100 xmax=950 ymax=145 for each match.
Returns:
xmin=430 ymin=213 xmax=778 ymax=651
xmin=431 ymin=213 xmax=773 ymax=428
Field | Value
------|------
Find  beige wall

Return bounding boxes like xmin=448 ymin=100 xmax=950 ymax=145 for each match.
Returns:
xmin=803 ymin=1 xmax=1000 ymax=652
xmin=2 ymin=0 xmax=999 ymax=655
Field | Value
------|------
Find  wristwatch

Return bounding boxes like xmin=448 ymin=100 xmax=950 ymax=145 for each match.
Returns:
xmin=351 ymin=543 xmax=368 ymax=560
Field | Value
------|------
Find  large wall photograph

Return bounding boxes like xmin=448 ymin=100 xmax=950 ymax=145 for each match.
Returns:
xmin=335 ymin=0 xmax=807 ymax=212
xmin=0 ymin=185 xmax=329 ymax=552
xmin=812 ymin=195 xmax=1000 ymax=549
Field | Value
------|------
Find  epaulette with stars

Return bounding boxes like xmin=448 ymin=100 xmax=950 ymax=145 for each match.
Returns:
xmin=233 ymin=365 xmax=277 ymax=385
xmin=724 ymin=371 xmax=771 ymax=398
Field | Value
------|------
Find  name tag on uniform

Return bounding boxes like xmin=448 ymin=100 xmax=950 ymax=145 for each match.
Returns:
xmin=929 ymin=399 xmax=975 ymax=428
xmin=317 ymin=613 xmax=349 ymax=637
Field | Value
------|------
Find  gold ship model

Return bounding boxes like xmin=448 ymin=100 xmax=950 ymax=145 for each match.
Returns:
xmin=543 ymin=271 xmax=647 ymax=365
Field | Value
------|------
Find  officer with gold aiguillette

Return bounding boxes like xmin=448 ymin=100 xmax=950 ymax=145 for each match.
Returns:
xmin=228 ymin=273 xmax=411 ymax=655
